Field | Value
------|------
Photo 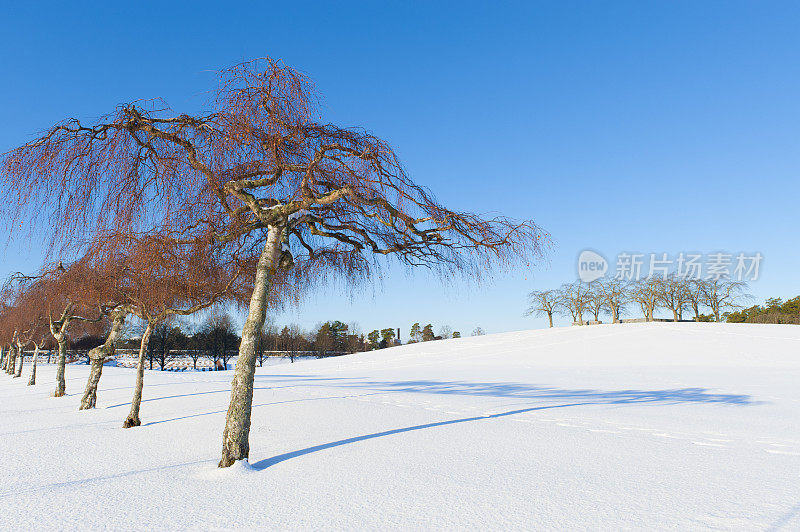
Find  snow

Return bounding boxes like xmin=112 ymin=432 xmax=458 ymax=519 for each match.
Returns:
xmin=1 ymin=322 xmax=799 ymax=530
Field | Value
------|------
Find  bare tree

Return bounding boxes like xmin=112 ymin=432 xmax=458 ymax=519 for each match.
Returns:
xmin=525 ymin=289 xmax=561 ymax=327
xmin=595 ymin=278 xmax=628 ymax=324
xmin=586 ymin=281 xmax=606 ymax=322
xmin=93 ymin=233 xmax=244 ymax=427
xmin=685 ymin=279 xmax=706 ymax=321
xmin=558 ymin=281 xmax=591 ymax=325
xmin=471 ymin=327 xmax=486 ymax=336
xmin=656 ymin=274 xmax=691 ymax=322
xmin=27 ymin=333 xmax=48 ymax=386
xmin=700 ymin=278 xmax=749 ymax=322
xmin=629 ymin=278 xmax=661 ymax=321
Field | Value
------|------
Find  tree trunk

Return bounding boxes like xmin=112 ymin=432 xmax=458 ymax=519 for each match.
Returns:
xmin=672 ymin=309 xmax=679 ymax=322
xmin=54 ymin=336 xmax=68 ymax=397
xmin=124 ymin=322 xmax=153 ymax=428
xmin=0 ymin=347 xmax=5 ymax=369
xmin=79 ymin=309 xmax=127 ymax=410
xmin=14 ymin=343 xmax=24 ymax=378
xmin=6 ymin=346 xmax=15 ymax=374
xmin=577 ymin=311 xmax=584 ymax=326
xmin=27 ymin=345 xmax=39 ymax=385
xmin=547 ymin=312 xmax=553 ymax=328
xmin=219 ymin=227 xmax=282 ymax=468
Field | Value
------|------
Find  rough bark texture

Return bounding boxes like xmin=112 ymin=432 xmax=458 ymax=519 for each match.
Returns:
xmin=80 ymin=358 xmax=104 ymax=409
xmin=27 ymin=345 xmax=39 ymax=386
xmin=219 ymin=227 xmax=281 ymax=468
xmin=79 ymin=309 xmax=127 ymax=410
xmin=123 ymin=322 xmax=152 ymax=428
xmin=6 ymin=346 xmax=16 ymax=375
xmin=13 ymin=343 xmax=24 ymax=378
xmin=547 ymin=313 xmax=553 ymax=328
xmin=54 ymin=336 xmax=68 ymax=397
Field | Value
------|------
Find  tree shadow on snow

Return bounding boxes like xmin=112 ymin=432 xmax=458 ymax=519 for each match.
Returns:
xmin=250 ymin=402 xmax=587 ymax=471
xmin=347 ymin=380 xmax=753 ymax=405
xmin=250 ymin=382 xmax=754 ymax=471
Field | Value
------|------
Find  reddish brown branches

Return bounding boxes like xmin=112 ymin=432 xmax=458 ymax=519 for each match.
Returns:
xmin=1 ymin=58 xmax=548 ymax=280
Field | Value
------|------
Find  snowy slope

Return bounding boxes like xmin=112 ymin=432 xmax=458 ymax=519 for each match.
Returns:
xmin=1 ymin=322 xmax=799 ymax=530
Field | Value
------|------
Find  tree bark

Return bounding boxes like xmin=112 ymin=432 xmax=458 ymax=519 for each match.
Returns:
xmin=219 ymin=227 xmax=282 ymax=468
xmin=6 ymin=345 xmax=16 ymax=374
xmin=54 ymin=336 xmax=68 ymax=397
xmin=672 ymin=309 xmax=679 ymax=322
xmin=13 ymin=343 xmax=24 ymax=378
xmin=27 ymin=345 xmax=39 ymax=385
xmin=547 ymin=313 xmax=553 ymax=328
xmin=79 ymin=309 xmax=127 ymax=410
xmin=124 ymin=322 xmax=153 ymax=428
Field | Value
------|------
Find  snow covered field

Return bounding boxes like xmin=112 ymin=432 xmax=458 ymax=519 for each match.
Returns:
xmin=1 ymin=322 xmax=799 ymax=530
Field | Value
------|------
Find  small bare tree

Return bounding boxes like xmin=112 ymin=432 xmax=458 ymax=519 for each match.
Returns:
xmin=629 ymin=277 xmax=661 ymax=321
xmin=700 ymin=278 xmax=748 ymax=322
xmin=685 ymin=279 xmax=706 ymax=321
xmin=586 ymin=281 xmax=606 ymax=322
xmin=656 ymin=274 xmax=691 ymax=322
xmin=558 ymin=281 xmax=591 ymax=325
xmin=595 ymin=278 xmax=628 ymax=323
xmin=525 ymin=289 xmax=561 ymax=327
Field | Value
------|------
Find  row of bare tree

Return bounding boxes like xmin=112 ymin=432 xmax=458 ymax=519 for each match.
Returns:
xmin=0 ymin=58 xmax=546 ymax=467
xmin=527 ymin=276 xmax=749 ymax=326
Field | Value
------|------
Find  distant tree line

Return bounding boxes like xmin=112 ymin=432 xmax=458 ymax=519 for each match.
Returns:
xmin=62 ymin=314 xmax=370 ymax=371
xmin=527 ymin=276 xmax=752 ymax=326
xmin=725 ymin=296 xmax=799 ymax=324
xmin=360 ymin=322 xmax=484 ymax=351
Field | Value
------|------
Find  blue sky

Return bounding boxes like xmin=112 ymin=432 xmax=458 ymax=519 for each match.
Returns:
xmin=1 ymin=1 xmax=799 ymax=337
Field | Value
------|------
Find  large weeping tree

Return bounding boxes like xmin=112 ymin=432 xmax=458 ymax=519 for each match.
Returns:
xmin=0 ymin=58 xmax=548 ymax=467
xmin=18 ymin=262 xmax=105 ymax=397
xmin=84 ymin=232 xmax=248 ymax=427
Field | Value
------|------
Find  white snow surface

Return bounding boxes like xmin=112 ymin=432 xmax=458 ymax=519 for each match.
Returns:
xmin=1 ymin=322 xmax=799 ymax=530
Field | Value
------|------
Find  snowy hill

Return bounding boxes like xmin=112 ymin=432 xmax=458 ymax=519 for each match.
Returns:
xmin=2 ymin=322 xmax=799 ymax=530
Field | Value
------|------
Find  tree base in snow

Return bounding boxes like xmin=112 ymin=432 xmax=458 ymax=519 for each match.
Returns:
xmin=122 ymin=416 xmax=141 ymax=428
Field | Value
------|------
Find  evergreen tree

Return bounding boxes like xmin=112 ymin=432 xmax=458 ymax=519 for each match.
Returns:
xmin=452 ymin=331 xmax=461 ymax=338
xmin=367 ymin=330 xmax=380 ymax=350
xmin=409 ymin=322 xmax=421 ymax=343
xmin=380 ymin=328 xmax=396 ymax=348
xmin=422 ymin=324 xmax=435 ymax=342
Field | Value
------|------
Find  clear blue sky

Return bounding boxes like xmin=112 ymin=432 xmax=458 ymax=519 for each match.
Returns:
xmin=2 ymin=1 xmax=799 ymax=337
